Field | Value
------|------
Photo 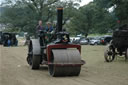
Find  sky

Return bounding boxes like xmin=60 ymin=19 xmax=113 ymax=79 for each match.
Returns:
xmin=0 ymin=0 xmax=93 ymax=6
xmin=80 ymin=0 xmax=93 ymax=6
xmin=0 ymin=0 xmax=3 ymax=5
xmin=0 ymin=0 xmax=2 ymax=3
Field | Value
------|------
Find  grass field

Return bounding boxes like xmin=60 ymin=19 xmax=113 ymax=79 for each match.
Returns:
xmin=1 ymin=44 xmax=128 ymax=85
xmin=80 ymin=45 xmax=128 ymax=85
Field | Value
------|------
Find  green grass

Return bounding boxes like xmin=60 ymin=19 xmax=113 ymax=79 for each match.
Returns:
xmin=88 ymin=33 xmax=112 ymax=37
xmin=70 ymin=33 xmax=112 ymax=37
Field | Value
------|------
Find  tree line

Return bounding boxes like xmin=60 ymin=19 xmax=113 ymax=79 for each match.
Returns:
xmin=0 ymin=0 xmax=128 ymax=36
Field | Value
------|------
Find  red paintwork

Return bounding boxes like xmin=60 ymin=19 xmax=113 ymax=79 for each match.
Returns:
xmin=46 ymin=44 xmax=81 ymax=64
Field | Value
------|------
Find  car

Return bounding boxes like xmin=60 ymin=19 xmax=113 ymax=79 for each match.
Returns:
xmin=70 ymin=37 xmax=75 ymax=43
xmin=72 ymin=36 xmax=84 ymax=44
xmin=89 ymin=37 xmax=101 ymax=45
xmin=100 ymin=35 xmax=112 ymax=45
xmin=79 ymin=38 xmax=89 ymax=45
xmin=71 ymin=37 xmax=80 ymax=44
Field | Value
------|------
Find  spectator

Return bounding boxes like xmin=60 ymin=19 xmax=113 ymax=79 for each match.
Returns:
xmin=36 ymin=20 xmax=44 ymax=32
xmin=45 ymin=22 xmax=53 ymax=32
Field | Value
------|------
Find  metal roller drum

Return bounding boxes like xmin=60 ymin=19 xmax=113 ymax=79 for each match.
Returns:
xmin=48 ymin=49 xmax=82 ymax=77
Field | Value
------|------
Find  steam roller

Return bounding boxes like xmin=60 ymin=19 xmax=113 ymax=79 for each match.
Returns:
xmin=26 ymin=7 xmax=85 ymax=77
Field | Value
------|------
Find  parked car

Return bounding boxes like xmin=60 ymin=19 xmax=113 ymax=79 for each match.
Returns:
xmin=89 ymin=37 xmax=101 ymax=45
xmin=72 ymin=36 xmax=85 ymax=44
xmin=70 ymin=37 xmax=75 ymax=43
xmin=100 ymin=35 xmax=112 ymax=45
xmin=79 ymin=38 xmax=89 ymax=45
xmin=71 ymin=37 xmax=80 ymax=44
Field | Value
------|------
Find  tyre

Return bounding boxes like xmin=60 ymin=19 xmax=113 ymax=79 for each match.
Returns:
xmin=27 ymin=40 xmax=40 ymax=69
xmin=125 ymin=48 xmax=128 ymax=61
xmin=31 ymin=55 xmax=40 ymax=69
xmin=94 ymin=42 xmax=98 ymax=45
xmin=104 ymin=46 xmax=115 ymax=62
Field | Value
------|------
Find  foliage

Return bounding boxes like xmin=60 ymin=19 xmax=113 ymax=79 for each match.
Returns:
xmin=0 ymin=0 xmax=128 ymax=36
xmin=94 ymin=0 xmax=128 ymax=25
xmin=67 ymin=0 xmax=128 ymax=36
xmin=67 ymin=2 xmax=117 ymax=37
xmin=0 ymin=0 xmax=80 ymax=35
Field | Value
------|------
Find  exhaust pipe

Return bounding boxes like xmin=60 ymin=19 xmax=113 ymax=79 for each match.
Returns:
xmin=57 ymin=7 xmax=63 ymax=32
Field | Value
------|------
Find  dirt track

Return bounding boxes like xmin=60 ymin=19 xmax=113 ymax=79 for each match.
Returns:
xmin=0 ymin=45 xmax=128 ymax=85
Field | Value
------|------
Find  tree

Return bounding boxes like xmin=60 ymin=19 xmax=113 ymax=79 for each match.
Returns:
xmin=94 ymin=0 xmax=128 ymax=25
xmin=67 ymin=2 xmax=97 ymax=37
xmin=0 ymin=0 xmax=81 ymax=35
xmin=67 ymin=2 xmax=115 ymax=36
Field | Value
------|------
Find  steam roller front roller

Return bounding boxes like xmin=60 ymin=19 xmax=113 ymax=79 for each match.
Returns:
xmin=48 ymin=49 xmax=83 ymax=77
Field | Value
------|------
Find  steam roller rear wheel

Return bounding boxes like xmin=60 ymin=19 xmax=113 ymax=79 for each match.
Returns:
xmin=48 ymin=49 xmax=81 ymax=77
xmin=104 ymin=46 xmax=115 ymax=62
xmin=27 ymin=40 xmax=40 ymax=69
xmin=31 ymin=55 xmax=40 ymax=69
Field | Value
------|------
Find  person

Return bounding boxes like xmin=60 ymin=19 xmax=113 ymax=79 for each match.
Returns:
xmin=24 ymin=34 xmax=30 ymax=46
xmin=35 ymin=20 xmax=44 ymax=38
xmin=7 ymin=39 xmax=11 ymax=47
xmin=36 ymin=20 xmax=44 ymax=32
xmin=11 ymin=34 xmax=17 ymax=46
xmin=45 ymin=22 xmax=53 ymax=32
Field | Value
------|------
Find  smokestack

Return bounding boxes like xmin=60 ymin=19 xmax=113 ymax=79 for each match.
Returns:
xmin=57 ymin=7 xmax=63 ymax=32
